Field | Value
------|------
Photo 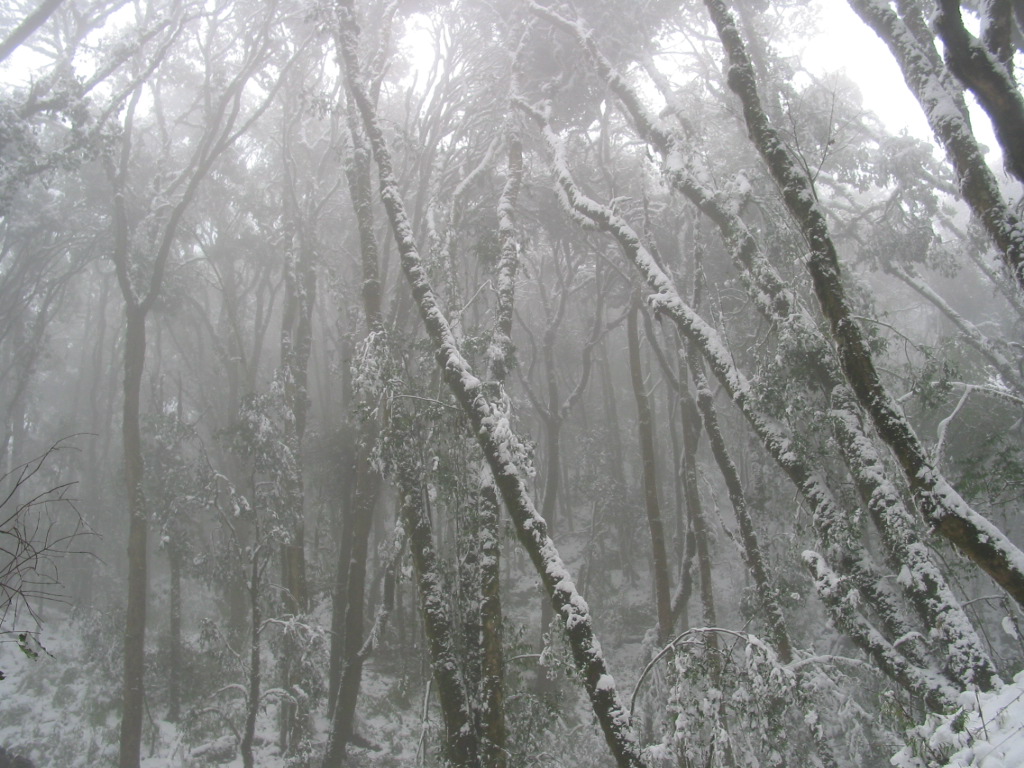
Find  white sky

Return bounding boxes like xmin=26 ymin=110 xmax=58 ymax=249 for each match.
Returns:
xmin=801 ymin=0 xmax=932 ymax=138
xmin=801 ymin=0 xmax=1004 ymax=167
xmin=396 ymin=2 xmax=945 ymax=141
xmin=3 ymin=1 xmax=1002 ymax=164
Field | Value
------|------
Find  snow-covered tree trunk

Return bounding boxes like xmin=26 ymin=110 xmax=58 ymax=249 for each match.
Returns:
xmin=477 ymin=479 xmax=506 ymax=768
xmin=397 ymin=456 xmax=479 ymax=767
xmin=707 ymin=0 xmax=1024 ymax=613
xmin=520 ymin=98 xmax=983 ymax=704
xmin=689 ymin=351 xmax=792 ymax=663
xmin=678 ymin=348 xmax=718 ymax=648
xmin=804 ymin=551 xmax=957 ymax=711
xmin=557 ymin=0 xmax=991 ymax=688
xmin=334 ymin=4 xmax=646 ymax=765
xmin=573 ymin=7 xmax=994 ymax=686
xmin=934 ymin=0 xmax=1024 ymax=186
xmin=475 ymin=87 xmax=525 ymax=768
xmin=848 ymin=0 xmax=1024 ymax=290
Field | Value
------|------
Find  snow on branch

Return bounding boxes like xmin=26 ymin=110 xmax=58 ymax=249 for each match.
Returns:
xmin=333 ymin=4 xmax=645 ymax=765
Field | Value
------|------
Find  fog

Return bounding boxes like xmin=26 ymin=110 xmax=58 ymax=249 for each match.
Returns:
xmin=1 ymin=1 xmax=1023 ymax=767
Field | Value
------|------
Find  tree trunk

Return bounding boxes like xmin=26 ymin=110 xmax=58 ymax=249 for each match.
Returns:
xmin=167 ymin=541 xmax=182 ymax=722
xmin=689 ymin=351 xmax=790 ymax=661
xmin=536 ymin=413 xmax=560 ymax=694
xmin=277 ymin=237 xmax=315 ymax=754
xmin=709 ymin=0 xmax=1024 ymax=615
xmin=478 ymin=481 xmax=506 ymax=768
xmin=118 ymin=304 xmax=148 ymax=768
xmin=627 ymin=298 xmax=673 ymax=642
xmin=323 ymin=93 xmax=386 ymax=766
xmin=327 ymin=435 xmax=355 ymax=713
xmin=0 ymin=0 xmax=66 ymax=64
xmin=475 ymin=105 xmax=520 ymax=768
xmin=527 ymin=7 xmax=998 ymax=691
xmin=322 ymin=442 xmax=378 ymax=767
xmin=335 ymin=7 xmax=646 ymax=763
xmin=678 ymin=364 xmax=716 ymax=641
xmin=399 ymin=461 xmax=478 ymax=767
xmin=241 ymin=547 xmax=263 ymax=768
xmin=934 ymin=0 xmax=1024 ymax=185
xmin=847 ymin=0 xmax=1024 ymax=290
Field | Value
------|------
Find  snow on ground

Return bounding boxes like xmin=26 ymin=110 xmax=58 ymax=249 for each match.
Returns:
xmin=892 ymin=671 xmax=1024 ymax=768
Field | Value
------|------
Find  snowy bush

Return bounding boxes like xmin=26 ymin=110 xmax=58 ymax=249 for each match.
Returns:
xmin=641 ymin=628 xmax=887 ymax=768
xmin=892 ymin=671 xmax=1024 ymax=768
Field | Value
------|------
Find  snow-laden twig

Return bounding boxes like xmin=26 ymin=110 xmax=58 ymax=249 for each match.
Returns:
xmin=934 ymin=385 xmax=972 ymax=468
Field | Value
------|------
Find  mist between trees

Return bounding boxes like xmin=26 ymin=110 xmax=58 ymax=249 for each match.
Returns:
xmin=1 ymin=1 xmax=1023 ymax=767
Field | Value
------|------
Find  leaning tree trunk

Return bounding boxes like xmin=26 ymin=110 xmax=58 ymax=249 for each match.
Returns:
xmin=334 ymin=5 xmax=646 ymax=764
xmin=689 ymin=351 xmax=790 ymax=662
xmin=527 ymin=1 xmax=997 ymax=692
xmin=707 ymin=0 xmax=1024 ymax=617
xmin=933 ymin=0 xmax=1024 ymax=186
xmin=847 ymin=0 xmax=1024 ymax=291
xmin=521 ymin=98 xmax=970 ymax=706
xmin=0 ymin=0 xmax=66 ymax=64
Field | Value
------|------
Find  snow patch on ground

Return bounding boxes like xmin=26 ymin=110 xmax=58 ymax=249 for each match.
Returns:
xmin=892 ymin=670 xmax=1024 ymax=768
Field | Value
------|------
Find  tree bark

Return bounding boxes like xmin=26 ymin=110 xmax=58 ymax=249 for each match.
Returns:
xmin=627 ymin=297 xmax=674 ymax=643
xmin=474 ymin=97 xmax=523 ymax=768
xmin=805 ymin=551 xmax=957 ymax=712
xmin=322 ymin=94 xmax=385 ymax=767
xmin=117 ymin=304 xmax=148 ymax=768
xmin=334 ymin=6 xmax=646 ymax=764
xmin=520 ymin=98 xmax=964 ymax=697
xmin=934 ymin=0 xmax=1024 ymax=185
xmin=399 ymin=460 xmax=478 ymax=767
xmin=708 ymin=0 xmax=1024 ymax=614
xmin=322 ymin=441 xmax=378 ymax=767
xmin=0 ymin=0 xmax=65 ymax=64
xmin=548 ymin=1 xmax=992 ymax=686
xmin=678 ymin=358 xmax=717 ymax=644
xmin=478 ymin=482 xmax=506 ymax=768
xmin=848 ymin=0 xmax=1024 ymax=291
xmin=690 ymin=355 xmax=791 ymax=662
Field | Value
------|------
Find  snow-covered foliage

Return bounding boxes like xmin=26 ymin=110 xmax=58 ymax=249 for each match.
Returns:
xmin=893 ymin=670 xmax=1024 ymax=768
xmin=5 ymin=1 xmax=1024 ymax=768
xmin=641 ymin=629 xmax=889 ymax=768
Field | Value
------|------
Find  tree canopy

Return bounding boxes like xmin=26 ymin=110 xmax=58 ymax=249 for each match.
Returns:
xmin=1 ymin=1 xmax=1023 ymax=767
